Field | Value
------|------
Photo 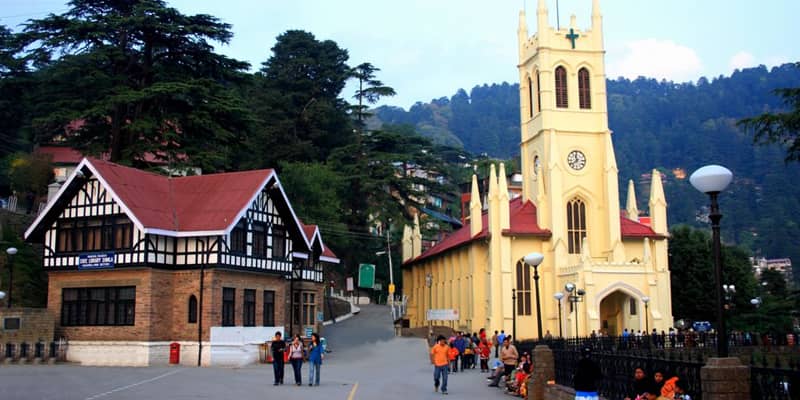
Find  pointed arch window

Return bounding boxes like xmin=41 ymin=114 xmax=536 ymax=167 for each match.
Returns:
xmin=567 ymin=198 xmax=587 ymax=254
xmin=515 ymin=260 xmax=532 ymax=315
xmin=536 ymin=70 xmax=542 ymax=112
xmin=578 ymin=68 xmax=591 ymax=109
xmin=188 ymin=295 xmax=198 ymax=323
xmin=528 ymin=76 xmax=534 ymax=118
xmin=555 ymin=66 xmax=568 ymax=108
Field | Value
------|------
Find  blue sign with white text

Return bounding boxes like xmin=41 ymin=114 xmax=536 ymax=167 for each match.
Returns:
xmin=78 ymin=252 xmax=115 ymax=270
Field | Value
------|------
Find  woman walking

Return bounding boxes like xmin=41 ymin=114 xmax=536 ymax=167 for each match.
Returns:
xmin=288 ymin=334 xmax=305 ymax=386
xmin=307 ymin=333 xmax=324 ymax=386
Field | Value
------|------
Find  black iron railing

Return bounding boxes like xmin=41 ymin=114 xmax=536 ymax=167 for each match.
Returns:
xmin=750 ymin=353 xmax=800 ymax=400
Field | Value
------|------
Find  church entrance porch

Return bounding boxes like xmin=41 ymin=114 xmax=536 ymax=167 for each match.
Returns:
xmin=599 ymin=290 xmax=643 ymax=337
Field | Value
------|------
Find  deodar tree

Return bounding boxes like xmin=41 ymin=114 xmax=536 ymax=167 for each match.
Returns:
xmin=19 ymin=0 xmax=253 ymax=171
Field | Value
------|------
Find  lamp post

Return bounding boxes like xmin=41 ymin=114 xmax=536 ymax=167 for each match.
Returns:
xmin=642 ymin=296 xmax=650 ymax=335
xmin=524 ymin=252 xmax=545 ymax=340
xmin=6 ymin=247 xmax=17 ymax=308
xmin=554 ymin=291 xmax=564 ymax=338
xmin=690 ymin=164 xmax=733 ymax=358
xmin=565 ymin=282 xmax=585 ymax=339
xmin=722 ymin=284 xmax=736 ymax=310
xmin=425 ymin=273 xmax=433 ymax=339
xmin=512 ymin=288 xmax=517 ymax=343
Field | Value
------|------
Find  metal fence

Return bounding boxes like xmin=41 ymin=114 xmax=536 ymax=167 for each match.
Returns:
xmin=750 ymin=353 xmax=800 ymax=400
xmin=0 ymin=340 xmax=67 ymax=363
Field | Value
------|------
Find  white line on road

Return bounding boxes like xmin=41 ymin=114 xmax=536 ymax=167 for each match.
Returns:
xmin=347 ymin=382 xmax=359 ymax=400
xmin=84 ymin=369 xmax=183 ymax=400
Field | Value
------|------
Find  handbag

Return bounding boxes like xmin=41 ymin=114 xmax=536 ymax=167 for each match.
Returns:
xmin=283 ymin=349 xmax=290 ymax=362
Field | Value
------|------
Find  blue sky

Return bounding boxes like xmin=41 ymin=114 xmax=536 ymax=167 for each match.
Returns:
xmin=2 ymin=0 xmax=798 ymax=109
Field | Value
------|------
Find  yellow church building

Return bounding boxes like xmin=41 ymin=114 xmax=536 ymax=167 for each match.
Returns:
xmin=401 ymin=0 xmax=673 ymax=339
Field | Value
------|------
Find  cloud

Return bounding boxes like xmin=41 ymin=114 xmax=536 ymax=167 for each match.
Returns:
xmin=607 ymin=39 xmax=703 ymax=82
xmin=729 ymin=51 xmax=755 ymax=71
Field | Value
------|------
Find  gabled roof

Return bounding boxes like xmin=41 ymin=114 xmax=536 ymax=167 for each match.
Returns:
xmin=405 ymin=197 xmax=664 ymax=266
xmin=300 ymin=223 xmax=340 ymax=264
xmin=25 ymin=158 xmax=314 ymax=251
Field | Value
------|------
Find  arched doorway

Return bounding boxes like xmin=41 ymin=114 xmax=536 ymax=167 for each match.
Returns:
xmin=599 ymin=290 xmax=642 ymax=336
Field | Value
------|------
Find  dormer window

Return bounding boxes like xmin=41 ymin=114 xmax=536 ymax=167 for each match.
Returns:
xmin=56 ymin=216 xmax=132 ymax=253
xmin=231 ymin=221 xmax=246 ymax=254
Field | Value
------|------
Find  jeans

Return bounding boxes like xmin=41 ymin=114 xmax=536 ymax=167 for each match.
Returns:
xmin=290 ymin=358 xmax=303 ymax=384
xmin=272 ymin=358 xmax=285 ymax=384
xmin=434 ymin=365 xmax=448 ymax=392
xmin=308 ymin=361 xmax=321 ymax=385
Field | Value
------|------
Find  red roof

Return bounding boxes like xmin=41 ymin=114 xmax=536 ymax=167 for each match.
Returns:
xmin=406 ymin=197 xmax=663 ymax=265
xmin=86 ymin=158 xmax=273 ymax=233
xmin=620 ymin=215 xmax=662 ymax=238
xmin=35 ymin=146 xmax=93 ymax=164
xmin=300 ymin=222 xmax=340 ymax=263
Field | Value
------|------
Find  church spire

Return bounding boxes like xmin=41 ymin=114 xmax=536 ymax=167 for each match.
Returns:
xmin=648 ymin=169 xmax=668 ymax=235
xmin=498 ymin=163 xmax=510 ymax=230
xmin=591 ymin=0 xmax=603 ymax=39
xmin=469 ymin=174 xmax=483 ymax=237
xmin=411 ymin=213 xmax=422 ymax=258
xmin=518 ymin=10 xmax=528 ymax=43
xmin=626 ymin=180 xmax=639 ymax=221
xmin=537 ymin=0 xmax=549 ymax=33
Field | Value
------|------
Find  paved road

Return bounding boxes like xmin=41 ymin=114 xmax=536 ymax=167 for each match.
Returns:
xmin=0 ymin=305 xmax=506 ymax=400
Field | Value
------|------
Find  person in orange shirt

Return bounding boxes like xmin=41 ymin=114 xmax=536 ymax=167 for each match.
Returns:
xmin=430 ymin=335 xmax=450 ymax=395
xmin=447 ymin=342 xmax=459 ymax=372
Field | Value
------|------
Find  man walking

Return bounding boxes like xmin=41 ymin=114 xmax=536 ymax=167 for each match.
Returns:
xmin=270 ymin=331 xmax=286 ymax=385
xmin=431 ymin=335 xmax=450 ymax=395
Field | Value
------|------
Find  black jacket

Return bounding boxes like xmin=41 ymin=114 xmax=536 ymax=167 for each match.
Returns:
xmin=574 ymin=357 xmax=602 ymax=392
xmin=271 ymin=339 xmax=286 ymax=359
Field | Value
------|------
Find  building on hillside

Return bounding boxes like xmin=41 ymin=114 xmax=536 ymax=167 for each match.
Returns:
xmin=400 ymin=1 xmax=673 ymax=339
xmin=24 ymin=157 xmax=337 ymax=366
xmin=752 ymin=257 xmax=793 ymax=284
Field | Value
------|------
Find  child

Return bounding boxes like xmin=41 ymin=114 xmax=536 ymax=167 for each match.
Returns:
xmin=447 ymin=341 xmax=459 ymax=373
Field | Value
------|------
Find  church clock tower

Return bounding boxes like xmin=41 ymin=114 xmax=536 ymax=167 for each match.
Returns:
xmin=519 ymin=0 xmax=624 ymax=262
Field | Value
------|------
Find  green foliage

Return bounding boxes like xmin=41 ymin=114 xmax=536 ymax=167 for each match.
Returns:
xmin=2 ymin=226 xmax=47 ymax=307
xmin=739 ymin=63 xmax=800 ymax=163
xmin=17 ymin=0 xmax=253 ymax=172
xmin=5 ymin=152 xmax=53 ymax=196
xmin=350 ymin=62 xmax=396 ymax=125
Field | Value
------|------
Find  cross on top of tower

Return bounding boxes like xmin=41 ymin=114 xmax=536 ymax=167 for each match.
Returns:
xmin=566 ymin=28 xmax=579 ymax=49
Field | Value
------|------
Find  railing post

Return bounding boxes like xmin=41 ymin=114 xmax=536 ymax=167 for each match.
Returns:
xmin=531 ymin=344 xmax=555 ymax=400
xmin=701 ymin=357 xmax=750 ymax=399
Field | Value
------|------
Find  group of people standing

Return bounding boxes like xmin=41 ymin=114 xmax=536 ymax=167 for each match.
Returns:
xmin=429 ymin=328 xmax=534 ymax=397
xmin=269 ymin=331 xmax=325 ymax=387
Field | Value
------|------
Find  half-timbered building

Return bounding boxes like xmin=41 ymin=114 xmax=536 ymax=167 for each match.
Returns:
xmin=24 ymin=158 xmax=336 ymax=366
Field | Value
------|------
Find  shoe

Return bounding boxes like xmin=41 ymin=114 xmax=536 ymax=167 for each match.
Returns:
xmin=309 ymin=383 xmax=313 ymax=387
xmin=273 ymin=382 xmax=278 ymax=386
xmin=442 ymin=391 xmax=448 ymax=395
xmin=488 ymin=383 xmax=498 ymax=387
xmin=434 ymin=385 xmax=438 ymax=392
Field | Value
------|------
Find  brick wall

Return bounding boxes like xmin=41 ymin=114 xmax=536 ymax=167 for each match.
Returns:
xmin=0 ymin=308 xmax=55 ymax=343
xmin=47 ymin=267 xmax=305 ymax=342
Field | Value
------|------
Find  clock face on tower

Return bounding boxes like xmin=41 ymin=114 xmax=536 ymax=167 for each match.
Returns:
xmin=567 ymin=150 xmax=586 ymax=170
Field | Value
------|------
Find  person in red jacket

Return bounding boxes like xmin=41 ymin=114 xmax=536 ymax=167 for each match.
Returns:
xmin=478 ymin=338 xmax=491 ymax=372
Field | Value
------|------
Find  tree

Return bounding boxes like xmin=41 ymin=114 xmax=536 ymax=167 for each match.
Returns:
xmin=738 ymin=63 xmax=800 ymax=163
xmin=18 ymin=0 xmax=253 ymax=172
xmin=668 ymin=225 xmax=757 ymax=327
xmin=246 ymin=30 xmax=353 ymax=167
xmin=350 ymin=62 xmax=396 ymax=126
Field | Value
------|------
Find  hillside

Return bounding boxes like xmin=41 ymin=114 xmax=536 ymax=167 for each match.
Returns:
xmin=374 ymin=64 xmax=800 ymax=273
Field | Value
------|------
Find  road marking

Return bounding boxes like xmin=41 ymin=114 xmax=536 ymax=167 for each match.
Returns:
xmin=84 ymin=369 xmax=183 ymax=400
xmin=347 ymin=381 xmax=359 ymax=400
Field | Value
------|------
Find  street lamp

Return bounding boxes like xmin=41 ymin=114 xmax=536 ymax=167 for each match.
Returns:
xmin=690 ymin=164 xmax=733 ymax=358
xmin=376 ymin=249 xmax=394 ymax=307
xmin=523 ymin=252 xmax=545 ymax=340
xmin=425 ymin=273 xmax=433 ymax=339
xmin=6 ymin=247 xmax=17 ymax=308
xmin=722 ymin=284 xmax=736 ymax=310
xmin=554 ymin=291 xmax=564 ymax=338
xmin=512 ymin=288 xmax=517 ymax=343
xmin=642 ymin=296 xmax=650 ymax=335
xmin=565 ymin=282 xmax=585 ymax=339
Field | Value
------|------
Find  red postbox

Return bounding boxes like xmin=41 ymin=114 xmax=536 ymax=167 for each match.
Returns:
xmin=169 ymin=342 xmax=180 ymax=364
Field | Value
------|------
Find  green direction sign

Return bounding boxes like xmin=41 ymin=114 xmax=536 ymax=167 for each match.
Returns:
xmin=358 ymin=263 xmax=375 ymax=289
